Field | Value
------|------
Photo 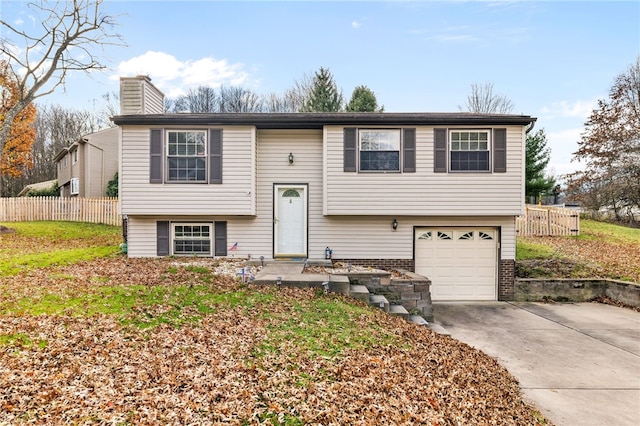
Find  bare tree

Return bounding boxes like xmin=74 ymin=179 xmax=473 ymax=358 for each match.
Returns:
xmin=219 ymin=86 xmax=263 ymax=113
xmin=1 ymin=104 xmax=93 ymax=196
xmin=260 ymin=72 xmax=315 ymax=113
xmin=172 ymin=86 xmax=219 ymax=113
xmin=0 ymin=0 xmax=123 ymax=192
xmin=168 ymin=86 xmax=265 ymax=113
xmin=460 ymin=82 xmax=514 ymax=114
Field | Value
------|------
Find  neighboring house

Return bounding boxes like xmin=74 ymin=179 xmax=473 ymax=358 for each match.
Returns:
xmin=113 ymin=75 xmax=536 ymax=302
xmin=54 ymin=127 xmax=119 ymax=197
xmin=17 ymin=179 xmax=57 ymax=196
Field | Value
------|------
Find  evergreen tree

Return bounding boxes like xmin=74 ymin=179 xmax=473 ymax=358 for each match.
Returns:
xmin=525 ymin=129 xmax=556 ymax=199
xmin=300 ymin=67 xmax=343 ymax=112
xmin=106 ymin=172 xmax=118 ymax=197
xmin=345 ymin=85 xmax=384 ymax=112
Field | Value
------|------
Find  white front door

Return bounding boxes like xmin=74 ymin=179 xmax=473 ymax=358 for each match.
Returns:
xmin=274 ymin=185 xmax=307 ymax=258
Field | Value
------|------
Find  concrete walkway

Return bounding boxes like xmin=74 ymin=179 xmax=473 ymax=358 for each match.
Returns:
xmin=432 ymin=302 xmax=640 ymax=426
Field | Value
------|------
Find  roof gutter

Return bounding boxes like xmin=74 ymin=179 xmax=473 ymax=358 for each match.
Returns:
xmin=111 ymin=112 xmax=537 ymax=129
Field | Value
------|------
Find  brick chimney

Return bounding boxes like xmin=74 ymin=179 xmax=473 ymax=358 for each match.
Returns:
xmin=119 ymin=75 xmax=165 ymax=115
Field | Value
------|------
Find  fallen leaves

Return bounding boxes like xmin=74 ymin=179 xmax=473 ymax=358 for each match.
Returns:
xmin=0 ymin=257 xmax=549 ymax=425
xmin=518 ymin=235 xmax=640 ymax=283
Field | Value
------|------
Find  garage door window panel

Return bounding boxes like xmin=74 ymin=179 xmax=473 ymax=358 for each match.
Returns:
xmin=437 ymin=231 xmax=453 ymax=240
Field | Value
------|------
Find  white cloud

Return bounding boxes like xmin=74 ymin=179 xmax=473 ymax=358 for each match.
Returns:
xmin=539 ymin=99 xmax=597 ymax=120
xmin=352 ymin=20 xmax=361 ymax=29
xmin=114 ymin=51 xmax=249 ymax=98
xmin=14 ymin=18 xmax=24 ymax=25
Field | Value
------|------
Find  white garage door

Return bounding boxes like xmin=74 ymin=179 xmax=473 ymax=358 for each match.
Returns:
xmin=415 ymin=227 xmax=498 ymax=301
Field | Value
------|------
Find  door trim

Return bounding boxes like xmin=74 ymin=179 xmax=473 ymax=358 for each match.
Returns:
xmin=273 ymin=183 xmax=308 ymax=258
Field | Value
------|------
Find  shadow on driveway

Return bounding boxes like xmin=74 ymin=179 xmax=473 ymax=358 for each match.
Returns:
xmin=433 ymin=302 xmax=640 ymax=426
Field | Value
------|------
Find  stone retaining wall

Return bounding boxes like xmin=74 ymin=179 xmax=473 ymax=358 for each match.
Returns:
xmin=515 ymin=278 xmax=640 ymax=307
xmin=336 ymin=270 xmax=433 ymax=321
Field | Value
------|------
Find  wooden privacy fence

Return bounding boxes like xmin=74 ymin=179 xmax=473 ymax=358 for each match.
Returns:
xmin=0 ymin=197 xmax=121 ymax=227
xmin=516 ymin=205 xmax=580 ymax=236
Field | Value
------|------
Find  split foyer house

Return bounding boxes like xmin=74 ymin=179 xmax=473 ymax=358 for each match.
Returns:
xmin=113 ymin=76 xmax=536 ymax=302
xmin=54 ymin=127 xmax=119 ymax=197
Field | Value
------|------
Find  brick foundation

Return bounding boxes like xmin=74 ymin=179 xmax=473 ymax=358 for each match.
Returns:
xmin=499 ymin=259 xmax=515 ymax=301
xmin=335 ymin=258 xmax=415 ymax=271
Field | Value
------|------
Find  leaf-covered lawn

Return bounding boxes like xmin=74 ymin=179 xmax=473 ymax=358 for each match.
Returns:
xmin=517 ymin=219 xmax=640 ymax=282
xmin=0 ymin=223 xmax=549 ymax=424
xmin=0 ymin=258 xmax=548 ymax=425
xmin=0 ymin=222 xmax=121 ymax=277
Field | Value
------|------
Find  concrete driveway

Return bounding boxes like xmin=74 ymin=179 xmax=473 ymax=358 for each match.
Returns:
xmin=432 ymin=302 xmax=640 ymax=426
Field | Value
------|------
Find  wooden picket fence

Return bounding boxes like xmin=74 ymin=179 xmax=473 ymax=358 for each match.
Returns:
xmin=516 ymin=205 xmax=580 ymax=236
xmin=0 ymin=197 xmax=121 ymax=227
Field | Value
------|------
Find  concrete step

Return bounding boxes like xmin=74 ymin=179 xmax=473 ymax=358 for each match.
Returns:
xmin=349 ymin=284 xmax=370 ymax=303
xmin=389 ymin=304 xmax=410 ymax=320
xmin=408 ymin=315 xmax=429 ymax=326
xmin=369 ymin=294 xmax=390 ymax=313
xmin=328 ymin=275 xmax=350 ymax=295
xmin=427 ymin=322 xmax=451 ymax=336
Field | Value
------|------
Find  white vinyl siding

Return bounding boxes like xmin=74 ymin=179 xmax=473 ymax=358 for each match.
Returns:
xmin=142 ymin=81 xmax=164 ymax=114
xmin=119 ymin=125 xmax=256 ymax=215
xmin=127 ymin=215 xmax=515 ymax=262
xmin=256 ymin=129 xmax=323 ymax=258
xmin=324 ymin=125 xmax=525 ymax=216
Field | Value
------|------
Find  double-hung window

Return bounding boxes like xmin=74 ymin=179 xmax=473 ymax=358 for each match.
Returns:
xmin=167 ymin=130 xmax=207 ymax=182
xmin=70 ymin=177 xmax=80 ymax=195
xmin=449 ymin=130 xmax=490 ymax=172
xmin=343 ymin=128 xmax=415 ymax=173
xmin=150 ymin=128 xmax=222 ymax=184
xmin=434 ymin=128 xmax=506 ymax=173
xmin=359 ymin=130 xmax=401 ymax=171
xmin=172 ymin=223 xmax=212 ymax=255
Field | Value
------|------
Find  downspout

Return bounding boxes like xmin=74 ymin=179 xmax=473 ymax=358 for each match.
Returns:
xmin=525 ymin=118 xmax=537 ymax=134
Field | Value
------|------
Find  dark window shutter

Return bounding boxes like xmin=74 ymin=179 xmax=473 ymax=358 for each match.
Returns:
xmin=403 ymin=128 xmax=416 ymax=173
xmin=214 ymin=221 xmax=227 ymax=256
xmin=150 ymin=129 xmax=163 ymax=183
xmin=434 ymin=128 xmax=448 ymax=173
xmin=157 ymin=221 xmax=170 ymax=256
xmin=493 ymin=128 xmax=507 ymax=173
xmin=344 ymin=128 xmax=357 ymax=172
xmin=209 ymin=129 xmax=223 ymax=184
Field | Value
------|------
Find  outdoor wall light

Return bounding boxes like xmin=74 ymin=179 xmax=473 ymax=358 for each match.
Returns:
xmin=288 ymin=152 xmax=294 ymax=164
xmin=392 ymin=218 xmax=398 ymax=230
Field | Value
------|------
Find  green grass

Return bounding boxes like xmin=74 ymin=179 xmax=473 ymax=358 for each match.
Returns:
xmin=256 ymin=297 xmax=402 ymax=359
xmin=516 ymin=218 xmax=640 ymax=261
xmin=0 ymin=332 xmax=47 ymax=349
xmin=579 ymin=218 xmax=640 ymax=244
xmin=1 ymin=221 xmax=119 ymax=240
xmin=2 ymin=284 xmax=276 ymax=329
xmin=0 ymin=221 xmax=121 ymax=276
xmin=516 ymin=239 xmax=558 ymax=261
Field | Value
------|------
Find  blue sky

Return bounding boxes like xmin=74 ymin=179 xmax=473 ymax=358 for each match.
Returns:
xmin=2 ymin=0 xmax=639 ymax=177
